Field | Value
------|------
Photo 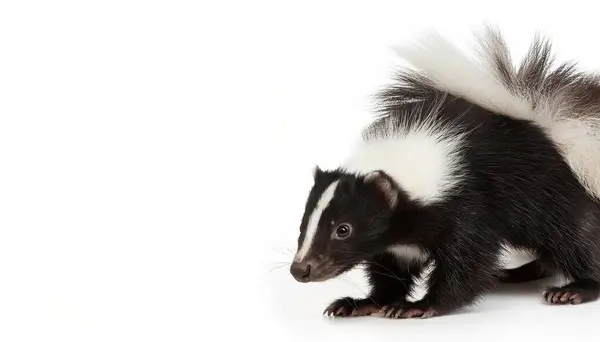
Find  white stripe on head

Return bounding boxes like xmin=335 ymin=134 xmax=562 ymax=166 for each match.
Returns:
xmin=295 ymin=180 xmax=340 ymax=262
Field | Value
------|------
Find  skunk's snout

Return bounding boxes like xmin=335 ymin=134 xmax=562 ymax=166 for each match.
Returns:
xmin=290 ymin=261 xmax=312 ymax=282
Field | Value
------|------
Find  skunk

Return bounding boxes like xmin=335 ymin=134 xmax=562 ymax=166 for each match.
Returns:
xmin=289 ymin=27 xmax=600 ymax=319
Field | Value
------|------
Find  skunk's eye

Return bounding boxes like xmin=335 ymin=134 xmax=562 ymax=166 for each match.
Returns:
xmin=334 ymin=224 xmax=352 ymax=239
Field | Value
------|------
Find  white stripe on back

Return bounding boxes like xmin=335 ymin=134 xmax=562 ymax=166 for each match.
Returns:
xmin=343 ymin=124 xmax=465 ymax=204
xmin=295 ymin=180 xmax=340 ymax=262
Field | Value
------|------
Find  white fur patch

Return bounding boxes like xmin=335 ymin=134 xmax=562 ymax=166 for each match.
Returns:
xmin=549 ymin=119 xmax=600 ymax=202
xmin=343 ymin=119 xmax=466 ymax=203
xmin=387 ymin=244 xmax=432 ymax=301
xmin=497 ymin=243 xmax=537 ymax=269
xmin=387 ymin=244 xmax=429 ymax=264
xmin=294 ymin=180 xmax=339 ymax=262
xmin=409 ymin=260 xmax=436 ymax=301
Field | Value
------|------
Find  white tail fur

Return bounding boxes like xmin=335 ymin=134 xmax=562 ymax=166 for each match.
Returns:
xmin=391 ymin=26 xmax=600 ymax=200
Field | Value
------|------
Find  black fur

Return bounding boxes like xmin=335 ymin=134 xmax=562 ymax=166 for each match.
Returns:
xmin=291 ymin=33 xmax=600 ymax=319
xmin=499 ymin=260 xmax=549 ymax=283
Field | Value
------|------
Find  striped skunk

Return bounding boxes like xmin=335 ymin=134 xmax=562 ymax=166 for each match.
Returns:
xmin=289 ymin=27 xmax=600 ymax=319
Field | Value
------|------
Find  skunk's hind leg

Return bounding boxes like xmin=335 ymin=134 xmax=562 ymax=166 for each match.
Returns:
xmin=541 ymin=249 xmax=600 ymax=305
xmin=540 ymin=206 xmax=600 ymax=305
xmin=503 ymin=259 xmax=600 ymax=304
xmin=499 ymin=260 xmax=549 ymax=283
xmin=543 ymin=279 xmax=600 ymax=304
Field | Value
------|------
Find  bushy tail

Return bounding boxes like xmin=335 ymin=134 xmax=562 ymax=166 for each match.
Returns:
xmin=390 ymin=25 xmax=600 ymax=200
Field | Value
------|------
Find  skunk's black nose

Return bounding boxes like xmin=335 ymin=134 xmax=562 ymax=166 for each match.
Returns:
xmin=290 ymin=261 xmax=311 ymax=282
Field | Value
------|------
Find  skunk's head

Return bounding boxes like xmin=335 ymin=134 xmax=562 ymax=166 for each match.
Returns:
xmin=290 ymin=167 xmax=401 ymax=283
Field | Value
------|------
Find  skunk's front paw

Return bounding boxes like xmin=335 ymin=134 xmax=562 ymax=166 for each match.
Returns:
xmin=381 ymin=301 xmax=441 ymax=319
xmin=323 ymin=297 xmax=380 ymax=317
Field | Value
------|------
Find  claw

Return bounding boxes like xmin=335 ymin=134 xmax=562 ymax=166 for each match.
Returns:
xmin=323 ymin=298 xmax=379 ymax=318
xmin=380 ymin=303 xmax=439 ymax=319
xmin=422 ymin=309 xmax=437 ymax=319
xmin=401 ymin=308 xmax=425 ymax=318
xmin=543 ymin=283 xmax=599 ymax=306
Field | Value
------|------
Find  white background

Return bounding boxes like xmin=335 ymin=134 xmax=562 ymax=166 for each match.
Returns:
xmin=2 ymin=1 xmax=600 ymax=341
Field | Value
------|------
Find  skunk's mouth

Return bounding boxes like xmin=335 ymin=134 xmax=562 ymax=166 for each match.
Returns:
xmin=306 ymin=267 xmax=342 ymax=282
xmin=290 ymin=259 xmax=351 ymax=283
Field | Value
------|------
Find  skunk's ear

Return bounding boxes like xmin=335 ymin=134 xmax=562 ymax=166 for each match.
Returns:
xmin=312 ymin=165 xmax=322 ymax=180
xmin=364 ymin=170 xmax=399 ymax=208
